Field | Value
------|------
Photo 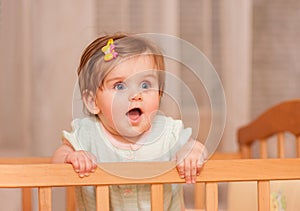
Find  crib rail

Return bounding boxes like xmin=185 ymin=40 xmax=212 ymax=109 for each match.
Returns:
xmin=1 ymin=159 xmax=300 ymax=211
xmin=0 ymin=157 xmax=52 ymax=211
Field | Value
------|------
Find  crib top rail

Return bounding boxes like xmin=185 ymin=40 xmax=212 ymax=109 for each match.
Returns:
xmin=1 ymin=159 xmax=300 ymax=188
xmin=0 ymin=157 xmax=51 ymax=164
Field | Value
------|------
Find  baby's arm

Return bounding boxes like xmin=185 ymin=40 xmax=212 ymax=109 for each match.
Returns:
xmin=175 ymin=139 xmax=207 ymax=184
xmin=51 ymin=138 xmax=98 ymax=178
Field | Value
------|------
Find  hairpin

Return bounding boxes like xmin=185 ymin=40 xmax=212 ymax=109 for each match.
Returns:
xmin=101 ymin=39 xmax=118 ymax=61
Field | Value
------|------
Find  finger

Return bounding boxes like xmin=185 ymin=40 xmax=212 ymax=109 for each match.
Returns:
xmin=67 ymin=155 xmax=80 ymax=173
xmin=196 ymin=156 xmax=204 ymax=174
xmin=91 ymin=161 xmax=97 ymax=172
xmin=89 ymin=154 xmax=98 ymax=172
xmin=85 ymin=154 xmax=98 ymax=176
xmin=196 ymin=161 xmax=202 ymax=176
xmin=184 ymin=159 xmax=191 ymax=184
xmin=176 ymin=161 xmax=185 ymax=179
xmin=83 ymin=158 xmax=92 ymax=177
xmin=190 ymin=160 xmax=197 ymax=183
xmin=77 ymin=156 xmax=88 ymax=178
xmin=198 ymin=149 xmax=209 ymax=174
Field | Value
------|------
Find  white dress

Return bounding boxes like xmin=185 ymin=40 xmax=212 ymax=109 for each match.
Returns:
xmin=63 ymin=115 xmax=191 ymax=211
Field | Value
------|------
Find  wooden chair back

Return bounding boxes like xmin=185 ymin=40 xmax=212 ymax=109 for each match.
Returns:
xmin=1 ymin=160 xmax=300 ymax=211
xmin=226 ymin=99 xmax=300 ymax=211
xmin=238 ymin=99 xmax=300 ymax=158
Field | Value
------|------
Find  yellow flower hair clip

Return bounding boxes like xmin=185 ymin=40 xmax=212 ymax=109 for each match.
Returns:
xmin=101 ymin=39 xmax=118 ymax=61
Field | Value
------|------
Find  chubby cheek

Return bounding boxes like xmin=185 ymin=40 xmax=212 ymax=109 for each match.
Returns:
xmin=97 ymin=99 xmax=113 ymax=123
xmin=99 ymin=93 xmax=128 ymax=122
xmin=144 ymin=93 xmax=160 ymax=117
xmin=96 ymin=92 xmax=114 ymax=122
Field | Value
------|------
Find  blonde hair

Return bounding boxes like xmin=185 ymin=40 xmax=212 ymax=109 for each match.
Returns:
xmin=77 ymin=33 xmax=165 ymax=99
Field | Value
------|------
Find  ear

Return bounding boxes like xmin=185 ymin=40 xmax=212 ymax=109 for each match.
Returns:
xmin=82 ymin=90 xmax=100 ymax=115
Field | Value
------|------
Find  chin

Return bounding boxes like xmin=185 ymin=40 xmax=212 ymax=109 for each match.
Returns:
xmin=123 ymin=126 xmax=149 ymax=138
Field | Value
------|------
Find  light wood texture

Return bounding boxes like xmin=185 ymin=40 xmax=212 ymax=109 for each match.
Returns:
xmin=0 ymin=159 xmax=300 ymax=210
xmin=194 ymin=152 xmax=242 ymax=209
xmin=277 ymin=132 xmax=285 ymax=158
xmin=38 ymin=187 xmax=52 ymax=211
xmin=0 ymin=157 xmax=51 ymax=164
xmin=241 ymin=144 xmax=251 ymax=159
xmin=22 ymin=188 xmax=32 ymax=211
xmin=0 ymin=157 xmax=51 ymax=211
xmin=257 ymin=181 xmax=270 ymax=211
xmin=31 ymin=99 xmax=298 ymax=210
xmin=194 ymin=183 xmax=205 ymax=209
xmin=210 ymin=152 xmax=242 ymax=160
xmin=96 ymin=186 xmax=110 ymax=211
xmin=206 ymin=182 xmax=218 ymax=211
xmin=238 ymin=99 xmax=300 ymax=145
xmin=260 ymin=139 xmax=268 ymax=158
xmin=66 ymin=186 xmax=76 ymax=211
xmin=297 ymin=135 xmax=300 ymax=157
xmin=1 ymin=159 xmax=299 ymax=187
xmin=151 ymin=184 xmax=164 ymax=211
xmin=228 ymin=99 xmax=300 ymax=211
xmin=238 ymin=99 xmax=300 ymax=158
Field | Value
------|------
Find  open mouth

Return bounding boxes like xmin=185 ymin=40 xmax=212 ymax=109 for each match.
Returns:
xmin=126 ymin=108 xmax=143 ymax=121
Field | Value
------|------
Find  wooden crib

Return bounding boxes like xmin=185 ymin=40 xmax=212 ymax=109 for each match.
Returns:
xmin=1 ymin=99 xmax=299 ymax=211
xmin=1 ymin=159 xmax=300 ymax=211
xmin=195 ymin=98 xmax=300 ymax=210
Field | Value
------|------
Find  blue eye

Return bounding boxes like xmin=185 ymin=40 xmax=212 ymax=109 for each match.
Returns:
xmin=114 ymin=82 xmax=126 ymax=90
xmin=141 ymin=81 xmax=151 ymax=89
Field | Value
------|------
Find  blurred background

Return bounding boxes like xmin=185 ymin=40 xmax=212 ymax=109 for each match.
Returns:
xmin=0 ymin=0 xmax=299 ymax=210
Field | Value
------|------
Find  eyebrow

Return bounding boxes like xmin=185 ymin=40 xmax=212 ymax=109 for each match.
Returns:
xmin=105 ymin=77 xmax=125 ymax=84
xmin=105 ymin=73 xmax=158 ymax=84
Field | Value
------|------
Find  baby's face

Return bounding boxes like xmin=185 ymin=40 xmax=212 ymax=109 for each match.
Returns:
xmin=95 ymin=56 xmax=161 ymax=142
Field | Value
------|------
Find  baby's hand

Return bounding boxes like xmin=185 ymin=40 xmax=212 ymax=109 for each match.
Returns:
xmin=65 ymin=150 xmax=98 ymax=178
xmin=176 ymin=139 xmax=207 ymax=184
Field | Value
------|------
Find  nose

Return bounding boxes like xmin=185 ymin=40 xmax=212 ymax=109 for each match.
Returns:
xmin=129 ymin=92 xmax=143 ymax=101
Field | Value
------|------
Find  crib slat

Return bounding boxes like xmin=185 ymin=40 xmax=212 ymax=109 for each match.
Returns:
xmin=277 ymin=132 xmax=285 ymax=158
xmin=257 ymin=180 xmax=270 ymax=211
xmin=206 ymin=182 xmax=218 ymax=211
xmin=194 ymin=183 xmax=205 ymax=209
xmin=260 ymin=139 xmax=268 ymax=158
xmin=38 ymin=187 xmax=52 ymax=211
xmin=151 ymin=184 xmax=164 ymax=211
xmin=66 ymin=186 xmax=76 ymax=211
xmin=241 ymin=144 xmax=251 ymax=158
xmin=22 ymin=188 xmax=32 ymax=211
xmin=297 ymin=135 xmax=300 ymax=157
xmin=96 ymin=186 xmax=110 ymax=211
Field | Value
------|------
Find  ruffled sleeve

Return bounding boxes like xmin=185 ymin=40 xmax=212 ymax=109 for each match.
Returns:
xmin=62 ymin=117 xmax=99 ymax=152
xmin=145 ymin=115 xmax=192 ymax=160
xmin=168 ymin=118 xmax=192 ymax=159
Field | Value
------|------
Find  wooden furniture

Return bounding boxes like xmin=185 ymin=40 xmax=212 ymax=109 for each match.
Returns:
xmin=4 ymin=99 xmax=300 ymax=210
xmin=0 ymin=157 xmax=76 ymax=211
xmin=194 ymin=152 xmax=242 ymax=209
xmin=4 ymin=153 xmax=241 ymax=211
xmin=227 ymin=99 xmax=300 ymax=211
xmin=1 ymin=159 xmax=300 ymax=211
xmin=0 ymin=157 xmax=51 ymax=211
xmin=195 ymin=99 xmax=300 ymax=210
xmin=238 ymin=99 xmax=300 ymax=158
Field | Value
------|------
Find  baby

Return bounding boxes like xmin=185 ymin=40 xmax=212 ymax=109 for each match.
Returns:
xmin=52 ymin=33 xmax=207 ymax=210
